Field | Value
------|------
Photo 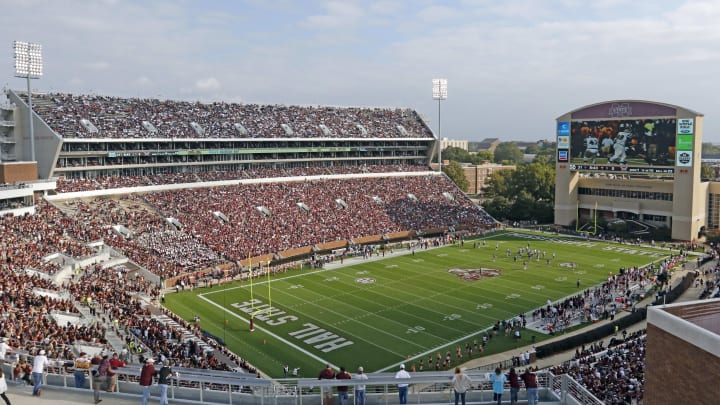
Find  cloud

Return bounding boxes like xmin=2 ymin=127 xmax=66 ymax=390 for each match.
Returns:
xmin=83 ymin=61 xmax=111 ymax=71
xmin=194 ymin=77 xmax=221 ymax=93
xmin=3 ymin=0 xmax=720 ymax=142
xmin=300 ymin=1 xmax=365 ymax=29
xmin=135 ymin=76 xmax=153 ymax=86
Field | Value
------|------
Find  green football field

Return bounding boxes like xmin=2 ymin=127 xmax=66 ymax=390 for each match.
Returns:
xmin=164 ymin=230 xmax=672 ymax=377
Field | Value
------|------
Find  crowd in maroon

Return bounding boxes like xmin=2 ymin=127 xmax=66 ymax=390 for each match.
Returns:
xmin=550 ymin=331 xmax=646 ymax=405
xmin=29 ymin=93 xmax=434 ymax=140
xmin=55 ymin=164 xmax=426 ymax=193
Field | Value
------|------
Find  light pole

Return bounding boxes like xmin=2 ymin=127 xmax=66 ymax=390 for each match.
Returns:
xmin=13 ymin=41 xmax=43 ymax=162
xmin=432 ymin=78 xmax=447 ymax=172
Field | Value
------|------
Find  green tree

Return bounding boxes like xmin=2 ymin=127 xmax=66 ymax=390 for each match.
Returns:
xmin=493 ymin=142 xmax=524 ymax=164
xmin=443 ymin=160 xmax=469 ymax=192
xmin=482 ymin=160 xmax=556 ymax=223
xmin=510 ymin=191 xmax=536 ymax=220
xmin=474 ymin=150 xmax=494 ymax=163
xmin=701 ymin=163 xmax=715 ymax=180
xmin=441 ymin=146 xmax=474 ymax=163
xmin=484 ymin=171 xmax=509 ymax=197
xmin=482 ymin=195 xmax=512 ymax=221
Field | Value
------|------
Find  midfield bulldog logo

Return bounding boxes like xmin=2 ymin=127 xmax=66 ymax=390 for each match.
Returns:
xmin=448 ymin=268 xmax=501 ymax=282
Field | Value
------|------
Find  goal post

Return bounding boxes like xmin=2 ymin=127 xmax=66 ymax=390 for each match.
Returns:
xmin=249 ymin=260 xmax=272 ymax=331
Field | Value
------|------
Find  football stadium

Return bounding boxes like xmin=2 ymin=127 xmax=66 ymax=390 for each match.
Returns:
xmin=2 ymin=83 xmax=719 ymax=405
xmin=1 ymin=38 xmax=720 ymax=405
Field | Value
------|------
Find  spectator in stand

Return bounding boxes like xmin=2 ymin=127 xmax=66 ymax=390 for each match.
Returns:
xmin=335 ymin=367 xmax=351 ymax=405
xmin=318 ymin=364 xmax=336 ymax=405
xmin=157 ymin=360 xmax=175 ymax=405
xmin=94 ymin=354 xmax=112 ymax=404
xmin=0 ymin=338 xmax=12 ymax=365
xmin=140 ymin=358 xmax=158 ymax=405
xmin=14 ymin=359 xmax=32 ymax=386
xmin=31 ymin=349 xmax=49 ymax=396
xmin=353 ymin=366 xmax=368 ymax=405
xmin=108 ymin=352 xmax=125 ymax=392
xmin=508 ymin=368 xmax=520 ymax=405
xmin=395 ymin=364 xmax=411 ymax=404
xmin=73 ymin=352 xmax=91 ymax=388
xmin=489 ymin=367 xmax=506 ymax=405
xmin=521 ymin=369 xmax=538 ymax=405
xmin=450 ymin=367 xmax=471 ymax=405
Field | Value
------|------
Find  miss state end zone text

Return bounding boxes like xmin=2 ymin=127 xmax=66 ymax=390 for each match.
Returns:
xmin=232 ymin=299 xmax=354 ymax=353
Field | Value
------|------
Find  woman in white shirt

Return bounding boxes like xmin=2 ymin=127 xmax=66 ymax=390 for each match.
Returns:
xmin=451 ymin=367 xmax=471 ymax=405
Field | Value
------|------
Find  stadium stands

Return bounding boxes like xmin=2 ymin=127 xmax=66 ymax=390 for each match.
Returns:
xmin=27 ymin=93 xmax=435 ymax=139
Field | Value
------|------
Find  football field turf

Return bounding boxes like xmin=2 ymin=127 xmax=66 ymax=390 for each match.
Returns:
xmin=164 ymin=230 xmax=672 ymax=377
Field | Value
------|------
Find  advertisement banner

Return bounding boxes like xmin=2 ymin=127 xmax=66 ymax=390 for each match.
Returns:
xmin=676 ymin=150 xmax=693 ymax=167
xmin=677 ymin=118 xmax=694 ymax=135
xmin=557 ymin=121 xmax=570 ymax=136
xmin=557 ymin=122 xmax=570 ymax=149
xmin=676 ymin=134 xmax=693 ymax=151
xmin=558 ymin=150 xmax=568 ymax=162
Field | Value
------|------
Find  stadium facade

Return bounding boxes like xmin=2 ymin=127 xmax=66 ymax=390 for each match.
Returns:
xmin=645 ymin=298 xmax=720 ymax=404
xmin=554 ymin=100 xmax=714 ymax=241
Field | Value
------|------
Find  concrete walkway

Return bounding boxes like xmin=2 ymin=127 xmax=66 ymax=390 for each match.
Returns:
xmin=3 ymin=384 xmax=139 ymax=405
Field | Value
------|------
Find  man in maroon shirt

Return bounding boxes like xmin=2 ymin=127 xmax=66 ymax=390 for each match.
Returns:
xmin=107 ymin=352 xmax=125 ymax=392
xmin=335 ymin=367 xmax=352 ymax=405
xmin=140 ymin=358 xmax=158 ymax=405
xmin=318 ymin=364 xmax=336 ymax=405
xmin=520 ymin=369 xmax=538 ymax=405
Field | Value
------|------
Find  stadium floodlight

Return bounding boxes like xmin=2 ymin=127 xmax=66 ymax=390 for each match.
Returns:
xmin=432 ymin=78 xmax=447 ymax=172
xmin=13 ymin=41 xmax=43 ymax=162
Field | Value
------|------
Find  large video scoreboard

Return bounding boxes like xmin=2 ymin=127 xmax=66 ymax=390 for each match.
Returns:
xmin=556 ymin=102 xmax=696 ymax=176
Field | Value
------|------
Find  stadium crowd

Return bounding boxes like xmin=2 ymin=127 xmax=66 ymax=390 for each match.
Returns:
xmin=55 ymin=164 xmax=427 ymax=193
xmin=550 ymin=331 xmax=646 ymax=405
xmin=144 ymin=175 xmax=495 ymax=261
xmin=29 ymin=93 xmax=434 ymax=140
xmin=0 ymin=167 xmax=498 ymax=385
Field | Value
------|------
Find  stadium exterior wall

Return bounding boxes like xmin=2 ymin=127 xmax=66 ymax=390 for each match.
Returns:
xmin=6 ymin=90 xmax=63 ymax=179
xmin=645 ymin=299 xmax=720 ymax=404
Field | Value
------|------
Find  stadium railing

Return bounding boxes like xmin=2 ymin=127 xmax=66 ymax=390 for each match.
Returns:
xmin=3 ymin=360 xmax=599 ymax=404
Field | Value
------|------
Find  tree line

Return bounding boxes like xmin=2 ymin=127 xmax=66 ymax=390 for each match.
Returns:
xmin=439 ymin=142 xmax=556 ymax=223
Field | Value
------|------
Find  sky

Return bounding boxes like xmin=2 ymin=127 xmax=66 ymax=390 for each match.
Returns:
xmin=2 ymin=0 xmax=720 ymax=143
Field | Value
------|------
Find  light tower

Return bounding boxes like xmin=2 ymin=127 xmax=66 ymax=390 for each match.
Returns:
xmin=432 ymin=78 xmax=447 ymax=172
xmin=13 ymin=41 xmax=43 ymax=162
